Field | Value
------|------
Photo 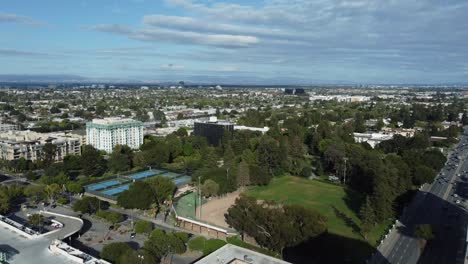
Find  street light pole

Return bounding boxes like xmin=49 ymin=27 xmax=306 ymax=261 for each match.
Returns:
xmin=198 ymin=176 xmax=202 ymax=219
xmin=343 ymin=157 xmax=348 ymax=185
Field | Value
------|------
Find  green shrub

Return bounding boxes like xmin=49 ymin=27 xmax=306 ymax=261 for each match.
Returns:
xmin=56 ymin=197 xmax=68 ymax=205
xmin=134 ymin=220 xmax=153 ymax=235
xmin=188 ymin=237 xmax=206 ymax=252
xmin=188 ymin=237 xmax=226 ymax=256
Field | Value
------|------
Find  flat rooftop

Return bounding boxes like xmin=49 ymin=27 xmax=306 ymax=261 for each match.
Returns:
xmin=90 ymin=118 xmax=141 ymax=126
xmin=0 ymin=227 xmax=73 ymax=264
xmin=194 ymin=244 xmax=291 ymax=264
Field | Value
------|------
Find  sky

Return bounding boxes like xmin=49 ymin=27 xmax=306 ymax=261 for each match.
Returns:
xmin=1 ymin=0 xmax=468 ymax=84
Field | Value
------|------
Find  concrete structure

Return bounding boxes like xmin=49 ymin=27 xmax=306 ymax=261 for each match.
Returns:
xmin=86 ymin=118 xmax=143 ymax=153
xmin=353 ymin=132 xmax=394 ymax=148
xmin=195 ymin=244 xmax=291 ymax=264
xmin=48 ymin=240 xmax=111 ymax=264
xmin=193 ymin=117 xmax=234 ymax=146
xmin=0 ymin=123 xmax=18 ymax=132
xmin=0 ymin=131 xmax=81 ymax=161
xmin=234 ymin=125 xmax=270 ymax=134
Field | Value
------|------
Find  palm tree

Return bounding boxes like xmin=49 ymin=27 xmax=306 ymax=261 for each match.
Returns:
xmin=44 ymin=183 xmax=61 ymax=203
xmin=28 ymin=213 xmax=45 ymax=233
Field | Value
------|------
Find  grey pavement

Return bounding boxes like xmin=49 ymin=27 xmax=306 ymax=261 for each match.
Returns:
xmin=370 ymin=127 xmax=468 ymax=264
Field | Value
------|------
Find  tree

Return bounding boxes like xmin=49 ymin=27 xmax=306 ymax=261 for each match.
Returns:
xmin=50 ymin=106 xmax=61 ymax=114
xmin=73 ymin=196 xmax=102 ymax=214
xmin=44 ymin=183 xmax=61 ymax=203
xmin=24 ymin=185 xmax=45 ymax=204
xmin=135 ymin=220 xmax=153 ymax=236
xmin=375 ymin=119 xmax=385 ymax=131
xmin=42 ymin=143 xmax=57 ymax=167
xmin=66 ymin=182 xmax=84 ymax=194
xmin=462 ymin=111 xmax=468 ymax=126
xmin=201 ymin=179 xmax=219 ymax=197
xmin=0 ymin=185 xmax=23 ymax=214
xmin=144 ymin=230 xmax=187 ymax=263
xmin=117 ymin=181 xmax=154 ymax=210
xmin=153 ymin=110 xmax=167 ymax=125
xmin=249 ymin=164 xmax=271 ymax=185
xmin=236 ymin=160 xmax=250 ymax=188
xmin=108 ymin=145 xmax=133 ymax=173
xmin=256 ymin=136 xmax=282 ymax=176
xmin=225 ymin=196 xmax=327 ymax=253
xmin=101 ymin=242 xmax=133 ymax=263
xmin=81 ymin=145 xmax=107 ymax=177
xmin=354 ymin=113 xmax=366 ymax=133
xmin=146 ymin=176 xmax=176 ymax=204
xmin=414 ymin=224 xmax=434 ymax=241
xmin=175 ymin=127 xmax=188 ymax=137
xmin=225 ymin=196 xmax=258 ymax=241
xmin=63 ymin=155 xmax=82 ymax=171
xmin=28 ymin=213 xmax=45 ymax=232
xmin=107 ymin=212 xmax=124 ymax=224
xmin=359 ymin=196 xmax=375 ymax=240
xmin=412 ymin=165 xmax=436 ymax=185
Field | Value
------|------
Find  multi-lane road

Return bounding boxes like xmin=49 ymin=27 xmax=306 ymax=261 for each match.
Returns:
xmin=371 ymin=127 xmax=468 ymax=264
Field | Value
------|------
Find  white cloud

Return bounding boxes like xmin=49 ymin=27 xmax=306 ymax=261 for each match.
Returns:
xmin=0 ymin=12 xmax=42 ymax=26
xmin=89 ymin=22 xmax=259 ymax=48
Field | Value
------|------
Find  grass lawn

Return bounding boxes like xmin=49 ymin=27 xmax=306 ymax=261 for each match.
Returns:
xmin=245 ymin=176 xmax=390 ymax=261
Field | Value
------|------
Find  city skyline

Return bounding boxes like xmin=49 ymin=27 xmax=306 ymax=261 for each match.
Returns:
xmin=1 ymin=0 xmax=468 ymax=84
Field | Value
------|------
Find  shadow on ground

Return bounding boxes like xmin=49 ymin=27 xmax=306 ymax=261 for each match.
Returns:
xmin=283 ymin=232 xmax=387 ymax=264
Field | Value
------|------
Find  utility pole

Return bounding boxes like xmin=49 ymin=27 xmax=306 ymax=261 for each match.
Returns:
xmin=343 ymin=157 xmax=348 ymax=185
xmin=198 ymin=176 xmax=202 ymax=219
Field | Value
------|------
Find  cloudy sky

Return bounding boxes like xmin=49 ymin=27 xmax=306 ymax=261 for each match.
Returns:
xmin=1 ymin=0 xmax=468 ymax=84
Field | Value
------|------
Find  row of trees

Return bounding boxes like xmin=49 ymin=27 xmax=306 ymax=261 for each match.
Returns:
xmin=116 ymin=176 xmax=176 ymax=211
xmin=100 ymin=230 xmax=189 ymax=264
xmin=225 ymin=196 xmax=327 ymax=254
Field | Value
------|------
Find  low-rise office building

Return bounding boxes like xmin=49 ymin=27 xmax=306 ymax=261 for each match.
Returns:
xmin=353 ymin=132 xmax=394 ymax=148
xmin=0 ymin=131 xmax=81 ymax=161
xmin=193 ymin=117 xmax=234 ymax=146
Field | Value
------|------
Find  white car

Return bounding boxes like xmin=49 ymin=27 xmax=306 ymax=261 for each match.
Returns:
xmin=454 ymin=194 xmax=458 ymax=198
xmin=455 ymin=200 xmax=461 ymax=204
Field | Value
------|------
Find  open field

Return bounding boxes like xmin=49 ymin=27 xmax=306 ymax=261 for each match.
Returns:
xmin=196 ymin=191 xmax=240 ymax=228
xmin=245 ymin=176 xmax=389 ymax=262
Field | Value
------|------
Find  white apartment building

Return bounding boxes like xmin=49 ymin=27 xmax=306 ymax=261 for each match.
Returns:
xmin=0 ymin=123 xmax=18 ymax=132
xmin=0 ymin=131 xmax=81 ymax=161
xmin=86 ymin=118 xmax=143 ymax=153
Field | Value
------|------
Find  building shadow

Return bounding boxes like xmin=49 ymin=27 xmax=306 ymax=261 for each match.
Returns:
xmin=283 ymin=232 xmax=389 ymax=264
xmin=287 ymin=187 xmax=467 ymax=264
xmin=0 ymin=244 xmax=19 ymax=264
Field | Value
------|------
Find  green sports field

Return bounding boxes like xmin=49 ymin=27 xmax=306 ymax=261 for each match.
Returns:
xmin=245 ymin=176 xmax=389 ymax=261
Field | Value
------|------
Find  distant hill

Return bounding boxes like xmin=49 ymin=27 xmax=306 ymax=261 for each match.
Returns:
xmin=0 ymin=74 xmax=86 ymax=82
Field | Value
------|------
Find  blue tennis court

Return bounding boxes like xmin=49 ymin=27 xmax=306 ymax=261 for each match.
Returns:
xmin=87 ymin=180 xmax=120 ymax=191
xmin=173 ymin=176 xmax=191 ymax=186
xmin=160 ymin=172 xmax=181 ymax=179
xmin=150 ymin=169 xmax=165 ymax=175
xmin=127 ymin=170 xmax=158 ymax=180
xmin=101 ymin=184 xmax=130 ymax=196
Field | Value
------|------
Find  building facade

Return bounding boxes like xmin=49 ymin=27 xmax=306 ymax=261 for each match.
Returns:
xmin=0 ymin=123 xmax=18 ymax=132
xmin=86 ymin=118 xmax=144 ymax=153
xmin=0 ymin=131 xmax=81 ymax=161
xmin=193 ymin=117 xmax=234 ymax=146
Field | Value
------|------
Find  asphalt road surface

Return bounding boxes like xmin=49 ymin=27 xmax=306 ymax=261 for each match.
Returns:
xmin=370 ymin=127 xmax=468 ymax=264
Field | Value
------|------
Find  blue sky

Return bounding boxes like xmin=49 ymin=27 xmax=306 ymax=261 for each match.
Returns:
xmin=1 ymin=0 xmax=468 ymax=84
